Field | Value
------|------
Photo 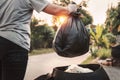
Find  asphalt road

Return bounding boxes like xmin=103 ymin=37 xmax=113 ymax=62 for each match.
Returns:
xmin=24 ymin=52 xmax=90 ymax=80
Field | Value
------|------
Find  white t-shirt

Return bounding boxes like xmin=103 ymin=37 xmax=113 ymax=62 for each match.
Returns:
xmin=0 ymin=0 xmax=49 ymax=50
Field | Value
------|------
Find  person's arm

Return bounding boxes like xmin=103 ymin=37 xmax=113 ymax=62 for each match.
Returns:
xmin=42 ymin=3 xmax=77 ymax=16
xmin=42 ymin=3 xmax=69 ymax=16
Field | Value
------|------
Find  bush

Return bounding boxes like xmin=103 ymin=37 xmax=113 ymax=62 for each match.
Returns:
xmin=31 ymin=24 xmax=55 ymax=50
xmin=96 ymin=48 xmax=111 ymax=59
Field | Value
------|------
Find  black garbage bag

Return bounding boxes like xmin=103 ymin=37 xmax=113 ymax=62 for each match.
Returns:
xmin=52 ymin=64 xmax=110 ymax=80
xmin=53 ymin=12 xmax=90 ymax=57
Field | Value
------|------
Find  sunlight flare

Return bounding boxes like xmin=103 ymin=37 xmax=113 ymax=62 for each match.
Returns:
xmin=56 ymin=15 xmax=68 ymax=27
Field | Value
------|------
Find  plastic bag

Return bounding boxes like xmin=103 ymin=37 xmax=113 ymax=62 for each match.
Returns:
xmin=53 ymin=12 xmax=90 ymax=57
xmin=65 ymin=64 xmax=93 ymax=73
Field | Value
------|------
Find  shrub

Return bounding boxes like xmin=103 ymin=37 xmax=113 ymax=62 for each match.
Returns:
xmin=96 ymin=48 xmax=111 ymax=59
xmin=31 ymin=24 xmax=55 ymax=49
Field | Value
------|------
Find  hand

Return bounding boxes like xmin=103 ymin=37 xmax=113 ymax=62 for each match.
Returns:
xmin=67 ymin=3 xmax=77 ymax=14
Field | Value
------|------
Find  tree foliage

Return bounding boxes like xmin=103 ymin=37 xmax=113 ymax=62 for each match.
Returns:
xmin=89 ymin=24 xmax=116 ymax=57
xmin=78 ymin=8 xmax=93 ymax=26
xmin=31 ymin=24 xmax=55 ymax=49
xmin=30 ymin=17 xmax=55 ymax=50
xmin=105 ymin=2 xmax=120 ymax=35
xmin=90 ymin=25 xmax=110 ymax=49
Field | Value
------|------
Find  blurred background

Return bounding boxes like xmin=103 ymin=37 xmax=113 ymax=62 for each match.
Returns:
xmin=30 ymin=0 xmax=120 ymax=58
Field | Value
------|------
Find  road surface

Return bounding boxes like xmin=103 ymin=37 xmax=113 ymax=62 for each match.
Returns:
xmin=24 ymin=52 xmax=90 ymax=80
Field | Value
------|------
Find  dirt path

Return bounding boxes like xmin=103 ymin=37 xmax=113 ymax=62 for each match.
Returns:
xmin=24 ymin=52 xmax=90 ymax=80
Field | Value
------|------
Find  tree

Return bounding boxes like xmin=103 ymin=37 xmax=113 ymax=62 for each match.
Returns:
xmin=78 ymin=8 xmax=93 ymax=26
xmin=105 ymin=2 xmax=120 ymax=35
xmin=53 ymin=0 xmax=70 ymax=6
xmin=30 ymin=17 xmax=39 ymax=28
xmin=89 ymin=25 xmax=116 ymax=57
xmin=31 ymin=24 xmax=55 ymax=49
xmin=30 ymin=17 xmax=55 ymax=50
xmin=90 ymin=25 xmax=110 ymax=49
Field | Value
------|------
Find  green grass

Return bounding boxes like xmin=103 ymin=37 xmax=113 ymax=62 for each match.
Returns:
xmin=96 ymin=48 xmax=111 ymax=59
xmin=82 ymin=56 xmax=95 ymax=64
xmin=82 ymin=48 xmax=112 ymax=64
xmin=29 ymin=48 xmax=55 ymax=56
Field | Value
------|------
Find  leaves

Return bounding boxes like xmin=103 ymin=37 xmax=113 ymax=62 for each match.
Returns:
xmin=105 ymin=2 xmax=120 ymax=34
xmin=90 ymin=25 xmax=110 ymax=48
xmin=31 ymin=24 xmax=55 ymax=49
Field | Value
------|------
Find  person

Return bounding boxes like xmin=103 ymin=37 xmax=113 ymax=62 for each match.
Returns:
xmin=110 ymin=34 xmax=120 ymax=66
xmin=100 ymin=33 xmax=120 ymax=66
xmin=0 ymin=0 xmax=77 ymax=80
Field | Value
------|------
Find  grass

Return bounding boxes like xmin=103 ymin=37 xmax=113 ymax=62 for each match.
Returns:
xmin=96 ymin=48 xmax=111 ymax=59
xmin=82 ymin=48 xmax=112 ymax=64
xmin=82 ymin=56 xmax=95 ymax=64
xmin=29 ymin=48 xmax=55 ymax=56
